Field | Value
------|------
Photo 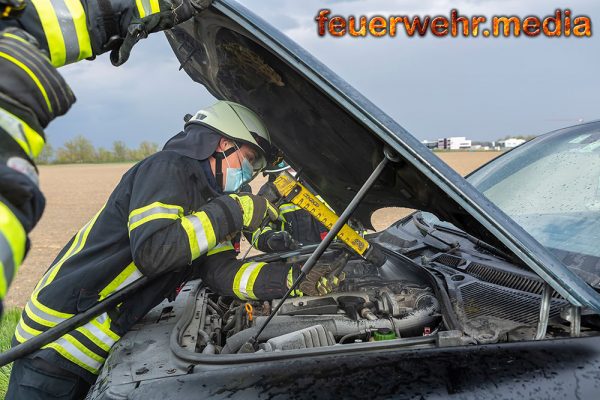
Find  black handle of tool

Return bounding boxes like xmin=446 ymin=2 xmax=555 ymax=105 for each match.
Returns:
xmin=249 ymin=154 xmax=391 ymax=346
xmin=0 ymin=276 xmax=153 ymax=367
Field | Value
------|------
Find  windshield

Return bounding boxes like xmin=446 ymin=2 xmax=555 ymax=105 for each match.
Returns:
xmin=467 ymin=122 xmax=600 ymax=287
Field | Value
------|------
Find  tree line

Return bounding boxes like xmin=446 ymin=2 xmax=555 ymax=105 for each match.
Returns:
xmin=37 ymin=136 xmax=160 ymax=164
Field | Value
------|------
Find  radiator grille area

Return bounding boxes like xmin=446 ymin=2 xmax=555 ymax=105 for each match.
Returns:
xmin=459 ymin=281 xmax=565 ymax=325
xmin=466 ymin=263 xmax=563 ymax=299
xmin=433 ymin=254 xmax=463 ymax=267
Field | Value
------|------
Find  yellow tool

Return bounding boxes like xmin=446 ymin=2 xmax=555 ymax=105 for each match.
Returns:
xmin=273 ymin=171 xmax=370 ymax=257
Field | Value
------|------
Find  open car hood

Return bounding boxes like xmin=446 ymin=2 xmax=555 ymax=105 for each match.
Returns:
xmin=165 ymin=0 xmax=600 ymax=311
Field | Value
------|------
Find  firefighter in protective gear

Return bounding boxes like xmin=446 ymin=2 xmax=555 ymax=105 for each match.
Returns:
xmin=0 ymin=28 xmax=75 ymax=314
xmin=0 ymin=0 xmax=213 ymax=67
xmin=0 ymin=0 xmax=213 ymax=313
xmin=250 ymin=163 xmax=328 ymax=253
xmin=6 ymin=101 xmax=336 ymax=399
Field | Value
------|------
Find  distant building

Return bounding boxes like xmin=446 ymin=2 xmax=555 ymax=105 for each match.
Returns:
xmin=498 ymin=138 xmax=526 ymax=148
xmin=421 ymin=140 xmax=438 ymax=150
xmin=437 ymin=137 xmax=472 ymax=150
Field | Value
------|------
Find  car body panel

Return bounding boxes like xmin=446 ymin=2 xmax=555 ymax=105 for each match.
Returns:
xmin=165 ymin=0 xmax=600 ymax=310
xmin=112 ymin=338 xmax=600 ymax=400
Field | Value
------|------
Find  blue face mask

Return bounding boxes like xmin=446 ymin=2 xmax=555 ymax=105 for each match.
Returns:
xmin=223 ymin=151 xmax=254 ymax=193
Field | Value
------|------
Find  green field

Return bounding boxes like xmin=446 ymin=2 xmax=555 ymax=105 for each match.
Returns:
xmin=0 ymin=309 xmax=20 ymax=399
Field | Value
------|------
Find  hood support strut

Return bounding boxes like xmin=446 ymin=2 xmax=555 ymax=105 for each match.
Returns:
xmin=247 ymin=148 xmax=398 ymax=349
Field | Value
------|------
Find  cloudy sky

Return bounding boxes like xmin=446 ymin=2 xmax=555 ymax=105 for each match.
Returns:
xmin=47 ymin=0 xmax=600 ymax=148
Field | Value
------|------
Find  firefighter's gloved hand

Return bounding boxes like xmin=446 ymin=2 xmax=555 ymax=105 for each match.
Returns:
xmin=266 ymin=231 xmax=299 ymax=252
xmin=230 ymin=193 xmax=278 ymax=232
xmin=295 ymin=252 xmax=350 ymax=296
xmin=110 ymin=0 xmax=213 ymax=66
xmin=0 ymin=28 xmax=75 ymax=127
xmin=257 ymin=181 xmax=281 ymax=204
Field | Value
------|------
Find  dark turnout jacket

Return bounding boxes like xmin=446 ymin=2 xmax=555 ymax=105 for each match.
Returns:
xmin=13 ymin=147 xmax=291 ymax=382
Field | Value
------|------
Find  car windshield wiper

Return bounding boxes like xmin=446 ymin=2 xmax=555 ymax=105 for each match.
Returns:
xmin=411 ymin=213 xmax=459 ymax=252
xmin=432 ymin=222 xmax=511 ymax=261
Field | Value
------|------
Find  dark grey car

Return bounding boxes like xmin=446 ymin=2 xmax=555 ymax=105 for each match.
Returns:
xmin=87 ymin=1 xmax=600 ymax=398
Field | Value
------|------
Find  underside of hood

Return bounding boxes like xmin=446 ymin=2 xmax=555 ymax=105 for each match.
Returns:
xmin=165 ymin=8 xmax=488 ymax=236
xmin=164 ymin=0 xmax=600 ymax=311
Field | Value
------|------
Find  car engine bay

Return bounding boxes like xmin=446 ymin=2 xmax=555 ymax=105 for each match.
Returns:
xmin=170 ymin=217 xmax=600 ymax=359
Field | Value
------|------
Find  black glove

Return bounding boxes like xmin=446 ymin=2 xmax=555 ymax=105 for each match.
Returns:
xmin=0 ymin=28 xmax=75 ymax=128
xmin=296 ymin=252 xmax=350 ymax=296
xmin=257 ymin=181 xmax=281 ymax=204
xmin=266 ymin=231 xmax=299 ymax=252
xmin=109 ymin=0 xmax=213 ymax=65
xmin=229 ymin=193 xmax=278 ymax=232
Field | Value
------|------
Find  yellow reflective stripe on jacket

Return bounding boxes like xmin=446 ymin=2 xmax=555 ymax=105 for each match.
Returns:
xmin=27 ymin=206 xmax=103 ymax=327
xmin=181 ymin=211 xmax=216 ymax=260
xmin=0 ymin=107 xmax=46 ymax=158
xmin=35 ymin=205 xmax=104 ymax=293
xmin=128 ymin=202 xmax=183 ymax=233
xmin=30 ymin=0 xmax=92 ymax=67
xmin=63 ymin=0 xmax=92 ymax=61
xmin=207 ymin=241 xmax=235 ymax=256
xmin=278 ymin=203 xmax=300 ymax=223
xmin=136 ymin=0 xmax=161 ymax=18
xmin=91 ymin=312 xmax=120 ymax=342
xmin=0 ymin=202 xmax=26 ymax=299
xmin=98 ymin=262 xmax=143 ymax=300
xmin=286 ymin=267 xmax=303 ymax=297
xmin=232 ymin=262 xmax=266 ymax=300
xmin=279 ymin=204 xmax=301 ymax=215
xmin=24 ymin=300 xmax=71 ymax=328
xmin=0 ymin=51 xmax=52 ymax=112
xmin=76 ymin=324 xmax=115 ymax=352
xmin=251 ymin=225 xmax=272 ymax=244
xmin=14 ymin=318 xmax=42 ymax=343
xmin=44 ymin=335 xmax=103 ymax=374
xmin=2 ymin=32 xmax=29 ymax=45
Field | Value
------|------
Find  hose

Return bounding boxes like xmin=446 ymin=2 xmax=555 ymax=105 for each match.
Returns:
xmin=221 ymin=307 xmax=438 ymax=354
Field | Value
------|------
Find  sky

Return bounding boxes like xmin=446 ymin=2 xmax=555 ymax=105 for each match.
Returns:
xmin=47 ymin=0 xmax=600 ymax=149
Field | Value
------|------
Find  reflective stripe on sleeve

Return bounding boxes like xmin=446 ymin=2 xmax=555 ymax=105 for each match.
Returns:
xmin=207 ymin=241 xmax=235 ymax=256
xmin=30 ymin=0 xmax=92 ymax=66
xmin=279 ymin=204 xmax=301 ymax=214
xmin=181 ymin=211 xmax=216 ymax=260
xmin=0 ymin=51 xmax=52 ymax=112
xmin=278 ymin=203 xmax=301 ymax=223
xmin=0 ymin=202 xmax=26 ymax=299
xmin=128 ymin=202 xmax=183 ymax=232
xmin=0 ymin=107 xmax=46 ymax=158
xmin=251 ymin=225 xmax=272 ymax=244
xmin=233 ymin=262 xmax=266 ymax=300
xmin=99 ymin=262 xmax=143 ymax=300
xmin=136 ymin=0 xmax=160 ymax=18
